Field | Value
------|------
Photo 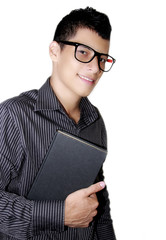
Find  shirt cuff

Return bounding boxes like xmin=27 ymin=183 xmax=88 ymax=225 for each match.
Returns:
xmin=32 ymin=200 xmax=65 ymax=234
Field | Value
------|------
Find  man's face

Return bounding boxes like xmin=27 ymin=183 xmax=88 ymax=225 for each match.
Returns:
xmin=54 ymin=28 xmax=110 ymax=99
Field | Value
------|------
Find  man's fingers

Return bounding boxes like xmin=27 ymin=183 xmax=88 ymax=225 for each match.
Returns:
xmin=83 ymin=182 xmax=105 ymax=197
xmin=89 ymin=193 xmax=97 ymax=199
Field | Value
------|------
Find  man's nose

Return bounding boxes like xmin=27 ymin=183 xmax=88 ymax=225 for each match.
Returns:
xmin=87 ymin=56 xmax=100 ymax=73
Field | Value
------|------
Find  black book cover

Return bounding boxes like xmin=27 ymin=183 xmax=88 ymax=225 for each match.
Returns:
xmin=27 ymin=130 xmax=107 ymax=201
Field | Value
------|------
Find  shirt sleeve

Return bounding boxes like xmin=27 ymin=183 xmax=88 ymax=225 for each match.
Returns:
xmin=95 ymin=116 xmax=117 ymax=240
xmin=0 ymin=103 xmax=65 ymax=239
xmin=95 ymin=168 xmax=116 ymax=240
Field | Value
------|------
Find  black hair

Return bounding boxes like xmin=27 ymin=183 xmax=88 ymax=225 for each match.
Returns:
xmin=53 ymin=7 xmax=111 ymax=45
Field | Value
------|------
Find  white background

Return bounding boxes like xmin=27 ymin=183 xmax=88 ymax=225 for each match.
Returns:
xmin=0 ymin=1 xmax=166 ymax=239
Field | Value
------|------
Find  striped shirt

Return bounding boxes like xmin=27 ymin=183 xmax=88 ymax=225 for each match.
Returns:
xmin=0 ymin=78 xmax=116 ymax=240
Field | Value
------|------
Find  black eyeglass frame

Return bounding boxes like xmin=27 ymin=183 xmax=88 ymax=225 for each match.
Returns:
xmin=57 ymin=40 xmax=116 ymax=72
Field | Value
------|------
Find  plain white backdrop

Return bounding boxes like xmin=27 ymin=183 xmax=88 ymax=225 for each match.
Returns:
xmin=0 ymin=1 xmax=166 ymax=239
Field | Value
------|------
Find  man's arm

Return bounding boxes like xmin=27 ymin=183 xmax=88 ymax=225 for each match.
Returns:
xmin=95 ymin=114 xmax=116 ymax=239
xmin=64 ymin=181 xmax=105 ymax=228
xmin=0 ymin=172 xmax=104 ymax=239
xmin=0 ymin=103 xmax=65 ymax=238
xmin=0 ymin=102 xmax=107 ymax=238
xmin=0 ymin=189 xmax=64 ymax=238
xmin=95 ymin=168 xmax=116 ymax=240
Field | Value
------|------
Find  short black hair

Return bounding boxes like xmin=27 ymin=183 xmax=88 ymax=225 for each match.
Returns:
xmin=53 ymin=7 xmax=111 ymax=44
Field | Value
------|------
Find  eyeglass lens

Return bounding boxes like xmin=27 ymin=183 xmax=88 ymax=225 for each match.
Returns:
xmin=76 ymin=45 xmax=113 ymax=71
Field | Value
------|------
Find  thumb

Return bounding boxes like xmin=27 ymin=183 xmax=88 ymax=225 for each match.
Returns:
xmin=83 ymin=182 xmax=105 ymax=197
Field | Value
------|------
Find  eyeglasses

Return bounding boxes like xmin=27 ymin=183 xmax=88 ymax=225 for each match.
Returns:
xmin=57 ymin=40 xmax=116 ymax=72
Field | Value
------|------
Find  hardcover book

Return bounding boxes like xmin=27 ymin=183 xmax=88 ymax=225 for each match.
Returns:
xmin=27 ymin=130 xmax=107 ymax=200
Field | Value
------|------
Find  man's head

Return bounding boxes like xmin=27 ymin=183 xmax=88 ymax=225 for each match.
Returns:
xmin=53 ymin=7 xmax=112 ymax=46
xmin=49 ymin=7 xmax=115 ymax=99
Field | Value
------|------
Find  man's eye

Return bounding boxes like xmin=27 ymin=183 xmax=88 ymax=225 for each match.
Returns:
xmin=78 ymin=50 xmax=87 ymax=55
xmin=100 ymin=58 xmax=107 ymax=63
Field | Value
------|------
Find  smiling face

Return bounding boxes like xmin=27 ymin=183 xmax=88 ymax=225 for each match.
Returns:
xmin=50 ymin=28 xmax=110 ymax=100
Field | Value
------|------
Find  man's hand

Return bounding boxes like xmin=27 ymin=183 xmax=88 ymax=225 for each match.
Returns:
xmin=64 ymin=181 xmax=105 ymax=228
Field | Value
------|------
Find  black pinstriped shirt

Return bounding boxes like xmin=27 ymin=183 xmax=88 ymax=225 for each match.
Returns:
xmin=0 ymin=78 xmax=116 ymax=240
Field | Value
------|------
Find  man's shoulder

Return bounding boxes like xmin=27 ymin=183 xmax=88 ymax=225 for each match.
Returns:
xmin=0 ymin=89 xmax=39 ymax=113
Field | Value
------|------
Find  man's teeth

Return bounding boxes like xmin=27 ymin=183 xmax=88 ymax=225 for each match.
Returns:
xmin=80 ymin=75 xmax=94 ymax=82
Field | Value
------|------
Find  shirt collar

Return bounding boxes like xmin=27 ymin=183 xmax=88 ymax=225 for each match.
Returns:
xmin=34 ymin=77 xmax=99 ymax=122
xmin=34 ymin=78 xmax=62 ymax=111
xmin=79 ymin=97 xmax=98 ymax=123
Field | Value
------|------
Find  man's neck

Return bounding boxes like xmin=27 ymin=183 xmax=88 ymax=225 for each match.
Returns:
xmin=50 ymin=76 xmax=81 ymax=123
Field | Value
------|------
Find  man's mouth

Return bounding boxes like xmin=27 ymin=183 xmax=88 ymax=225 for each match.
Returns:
xmin=78 ymin=74 xmax=95 ymax=84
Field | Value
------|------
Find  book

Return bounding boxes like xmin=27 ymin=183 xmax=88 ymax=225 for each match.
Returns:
xmin=27 ymin=130 xmax=107 ymax=201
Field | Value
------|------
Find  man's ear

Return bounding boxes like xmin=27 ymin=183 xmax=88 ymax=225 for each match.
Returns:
xmin=49 ymin=41 xmax=61 ymax=62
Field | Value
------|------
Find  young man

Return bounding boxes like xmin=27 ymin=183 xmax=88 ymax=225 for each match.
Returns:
xmin=0 ymin=7 xmax=116 ymax=240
